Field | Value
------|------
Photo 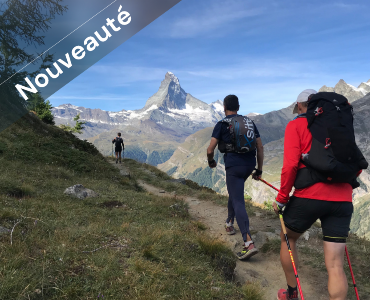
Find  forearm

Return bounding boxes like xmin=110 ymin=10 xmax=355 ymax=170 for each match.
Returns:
xmin=278 ymin=165 xmax=298 ymax=203
xmin=256 ymin=147 xmax=264 ymax=170
xmin=207 ymin=137 xmax=218 ymax=162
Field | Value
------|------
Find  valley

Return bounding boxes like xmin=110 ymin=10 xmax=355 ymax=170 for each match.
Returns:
xmin=53 ymin=73 xmax=370 ymax=239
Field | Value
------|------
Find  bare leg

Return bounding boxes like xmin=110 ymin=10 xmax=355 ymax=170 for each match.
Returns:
xmin=323 ymin=241 xmax=348 ymax=300
xmin=280 ymin=228 xmax=302 ymax=288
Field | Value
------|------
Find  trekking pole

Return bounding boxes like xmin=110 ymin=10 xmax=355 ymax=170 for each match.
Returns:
xmin=258 ymin=177 xmax=360 ymax=300
xmin=259 ymin=178 xmax=279 ymax=192
xmin=345 ymin=247 xmax=360 ymax=300
xmin=257 ymin=178 xmax=305 ymax=299
xmin=279 ymin=211 xmax=305 ymax=300
xmin=112 ymin=144 xmax=113 ymax=158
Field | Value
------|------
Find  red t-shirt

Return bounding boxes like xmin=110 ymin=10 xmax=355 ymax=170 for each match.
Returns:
xmin=276 ymin=117 xmax=353 ymax=204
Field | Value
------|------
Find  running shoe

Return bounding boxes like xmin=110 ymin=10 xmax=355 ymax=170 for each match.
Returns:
xmin=277 ymin=289 xmax=298 ymax=300
xmin=236 ymin=242 xmax=258 ymax=260
xmin=116 ymin=159 xmax=118 ymax=164
xmin=225 ymin=223 xmax=236 ymax=235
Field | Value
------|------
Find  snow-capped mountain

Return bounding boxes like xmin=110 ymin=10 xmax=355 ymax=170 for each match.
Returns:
xmin=247 ymin=112 xmax=262 ymax=117
xmin=319 ymin=79 xmax=370 ymax=103
xmin=52 ymin=72 xmax=225 ymax=139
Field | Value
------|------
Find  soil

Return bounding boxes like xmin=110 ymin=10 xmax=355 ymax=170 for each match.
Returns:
xmin=113 ymin=161 xmax=332 ymax=300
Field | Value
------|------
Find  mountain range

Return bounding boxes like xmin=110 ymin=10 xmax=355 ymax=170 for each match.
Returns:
xmin=53 ymin=72 xmax=225 ymax=165
xmin=319 ymin=78 xmax=370 ymax=103
xmin=53 ymin=72 xmax=370 ymax=239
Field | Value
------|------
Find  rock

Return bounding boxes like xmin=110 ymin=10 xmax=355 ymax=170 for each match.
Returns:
xmin=120 ymin=169 xmax=130 ymax=177
xmin=211 ymin=287 xmax=220 ymax=292
xmin=308 ymin=227 xmax=322 ymax=239
xmin=254 ymin=212 xmax=262 ymax=217
xmin=302 ymin=231 xmax=310 ymax=241
xmin=169 ymin=178 xmax=186 ymax=185
xmin=261 ymin=278 xmax=269 ymax=287
xmin=159 ymin=190 xmax=165 ymax=193
xmin=64 ymin=184 xmax=98 ymax=199
xmin=0 ymin=226 xmax=10 ymax=235
xmin=251 ymin=231 xmax=280 ymax=246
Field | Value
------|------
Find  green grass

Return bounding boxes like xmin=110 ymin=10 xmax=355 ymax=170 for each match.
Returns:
xmin=0 ymin=114 xmax=252 ymax=299
xmin=260 ymin=239 xmax=281 ymax=254
xmin=241 ymin=282 xmax=264 ymax=300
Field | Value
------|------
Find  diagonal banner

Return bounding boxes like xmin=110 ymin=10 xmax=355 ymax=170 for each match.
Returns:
xmin=0 ymin=0 xmax=181 ymax=133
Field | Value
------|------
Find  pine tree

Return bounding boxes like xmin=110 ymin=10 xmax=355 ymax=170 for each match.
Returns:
xmin=0 ymin=0 xmax=66 ymax=131
xmin=59 ymin=114 xmax=86 ymax=134
xmin=27 ymin=93 xmax=55 ymax=125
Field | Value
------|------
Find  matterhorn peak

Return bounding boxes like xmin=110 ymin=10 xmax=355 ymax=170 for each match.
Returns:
xmin=164 ymin=71 xmax=180 ymax=85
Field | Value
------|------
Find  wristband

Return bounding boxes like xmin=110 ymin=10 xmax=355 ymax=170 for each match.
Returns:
xmin=254 ymin=168 xmax=262 ymax=176
xmin=275 ymin=200 xmax=286 ymax=210
xmin=208 ymin=159 xmax=216 ymax=164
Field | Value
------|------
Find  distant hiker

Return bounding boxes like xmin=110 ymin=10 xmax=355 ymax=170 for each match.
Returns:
xmin=274 ymin=89 xmax=368 ymax=300
xmin=112 ymin=133 xmax=124 ymax=164
xmin=207 ymin=94 xmax=264 ymax=260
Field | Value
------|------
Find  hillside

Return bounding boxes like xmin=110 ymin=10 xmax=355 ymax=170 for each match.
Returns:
xmin=1 ymin=113 xmax=370 ymax=299
xmin=0 ymin=113 xmax=247 ymax=299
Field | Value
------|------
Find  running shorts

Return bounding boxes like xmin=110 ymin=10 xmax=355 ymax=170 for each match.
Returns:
xmin=283 ymin=196 xmax=353 ymax=243
xmin=115 ymin=146 xmax=122 ymax=153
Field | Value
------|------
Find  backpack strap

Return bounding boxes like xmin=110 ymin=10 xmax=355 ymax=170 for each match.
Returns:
xmin=218 ymin=116 xmax=237 ymax=153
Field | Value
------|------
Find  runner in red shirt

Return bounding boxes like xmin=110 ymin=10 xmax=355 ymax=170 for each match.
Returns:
xmin=274 ymin=89 xmax=353 ymax=300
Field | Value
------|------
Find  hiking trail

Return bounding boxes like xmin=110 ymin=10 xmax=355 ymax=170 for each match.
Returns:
xmin=112 ymin=161 xmax=332 ymax=300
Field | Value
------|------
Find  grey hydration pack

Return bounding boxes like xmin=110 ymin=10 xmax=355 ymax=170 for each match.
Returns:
xmin=218 ymin=115 xmax=257 ymax=153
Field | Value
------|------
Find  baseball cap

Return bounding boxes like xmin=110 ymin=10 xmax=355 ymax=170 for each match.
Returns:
xmin=292 ymin=89 xmax=317 ymax=114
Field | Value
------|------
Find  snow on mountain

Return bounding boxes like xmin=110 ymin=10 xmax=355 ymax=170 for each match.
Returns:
xmin=319 ymin=79 xmax=370 ymax=103
xmin=210 ymin=100 xmax=223 ymax=113
xmin=247 ymin=112 xmax=262 ymax=117
xmin=52 ymin=72 xmax=224 ymax=138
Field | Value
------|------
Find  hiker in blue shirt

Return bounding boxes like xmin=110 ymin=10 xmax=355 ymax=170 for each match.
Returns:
xmin=207 ymin=95 xmax=264 ymax=260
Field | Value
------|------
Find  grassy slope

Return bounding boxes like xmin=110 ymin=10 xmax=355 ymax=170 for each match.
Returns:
xmin=88 ymin=122 xmax=180 ymax=166
xmin=0 ymin=114 xmax=253 ymax=300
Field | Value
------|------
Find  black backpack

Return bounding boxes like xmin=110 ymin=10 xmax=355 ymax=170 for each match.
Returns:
xmin=113 ymin=137 xmax=123 ymax=146
xmin=294 ymin=92 xmax=368 ymax=189
xmin=218 ymin=115 xmax=257 ymax=154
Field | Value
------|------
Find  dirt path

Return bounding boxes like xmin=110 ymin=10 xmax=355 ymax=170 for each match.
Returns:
xmin=136 ymin=180 xmax=332 ymax=300
xmin=111 ymin=161 xmax=329 ymax=299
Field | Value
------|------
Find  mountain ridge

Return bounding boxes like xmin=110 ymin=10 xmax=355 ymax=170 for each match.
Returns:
xmin=319 ymin=78 xmax=370 ymax=103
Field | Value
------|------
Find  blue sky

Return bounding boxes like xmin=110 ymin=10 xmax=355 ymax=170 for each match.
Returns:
xmin=49 ymin=0 xmax=370 ymax=115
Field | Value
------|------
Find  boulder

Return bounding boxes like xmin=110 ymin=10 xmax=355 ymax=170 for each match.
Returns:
xmin=64 ymin=184 xmax=98 ymax=199
xmin=120 ymin=169 xmax=130 ymax=177
xmin=251 ymin=231 xmax=280 ymax=246
xmin=0 ymin=226 xmax=10 ymax=236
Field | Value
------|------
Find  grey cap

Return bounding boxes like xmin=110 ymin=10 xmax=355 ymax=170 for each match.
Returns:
xmin=293 ymin=89 xmax=317 ymax=114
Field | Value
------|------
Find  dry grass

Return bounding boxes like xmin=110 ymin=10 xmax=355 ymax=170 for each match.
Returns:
xmin=0 ymin=115 xmax=249 ymax=299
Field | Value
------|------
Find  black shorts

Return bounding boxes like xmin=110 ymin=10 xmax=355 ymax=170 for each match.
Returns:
xmin=115 ymin=147 xmax=122 ymax=153
xmin=283 ymin=196 xmax=353 ymax=243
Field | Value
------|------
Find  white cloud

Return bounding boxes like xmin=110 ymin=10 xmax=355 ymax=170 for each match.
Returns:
xmin=168 ymin=0 xmax=265 ymax=38
xmin=49 ymin=95 xmax=131 ymax=101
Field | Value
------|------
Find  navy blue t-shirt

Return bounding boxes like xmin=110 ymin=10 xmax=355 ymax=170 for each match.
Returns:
xmin=212 ymin=114 xmax=260 ymax=169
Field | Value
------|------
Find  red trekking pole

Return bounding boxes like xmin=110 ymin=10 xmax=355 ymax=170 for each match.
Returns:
xmin=258 ymin=178 xmax=305 ymax=299
xmin=258 ymin=177 xmax=360 ymax=300
xmin=345 ymin=247 xmax=360 ymax=299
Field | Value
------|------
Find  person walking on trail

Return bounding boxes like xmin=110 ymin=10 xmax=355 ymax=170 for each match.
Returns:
xmin=274 ymin=89 xmax=356 ymax=300
xmin=112 ymin=133 xmax=124 ymax=164
xmin=207 ymin=94 xmax=264 ymax=260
